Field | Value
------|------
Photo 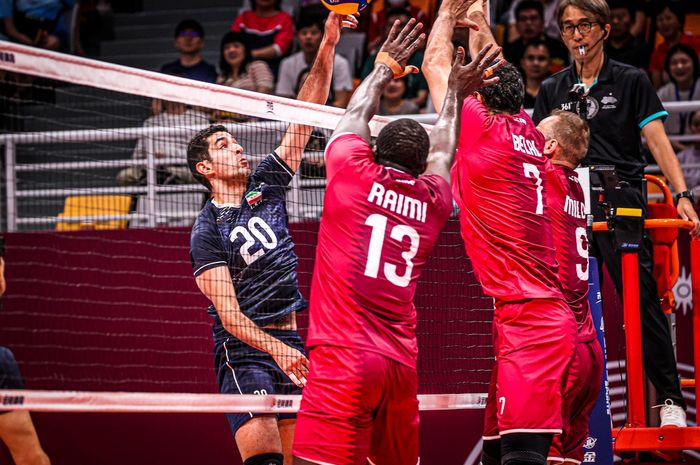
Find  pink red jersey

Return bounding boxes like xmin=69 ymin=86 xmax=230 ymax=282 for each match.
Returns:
xmin=544 ymin=164 xmax=597 ymax=342
xmin=306 ymin=133 xmax=453 ymax=368
xmin=452 ymin=96 xmax=561 ymax=301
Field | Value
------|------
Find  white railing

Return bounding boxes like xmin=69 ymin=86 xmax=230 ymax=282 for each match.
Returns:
xmin=0 ymin=121 xmax=328 ymax=231
xmin=1 ymin=101 xmax=699 ymax=231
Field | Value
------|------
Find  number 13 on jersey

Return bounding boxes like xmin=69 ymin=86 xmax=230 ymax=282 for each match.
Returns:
xmin=363 ymin=214 xmax=420 ymax=288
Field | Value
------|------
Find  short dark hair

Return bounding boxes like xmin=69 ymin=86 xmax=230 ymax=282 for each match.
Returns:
xmin=219 ymin=32 xmax=252 ymax=78
xmin=187 ymin=125 xmax=228 ymax=191
xmin=296 ymin=14 xmax=324 ymax=32
xmin=664 ymin=43 xmax=700 ymax=83
xmin=523 ymin=38 xmax=551 ymax=54
xmin=516 ymin=0 xmax=544 ymax=20
xmin=557 ymin=0 xmax=610 ymax=28
xmin=607 ymin=0 xmax=636 ymax=19
xmin=175 ymin=19 xmax=205 ymax=38
xmin=656 ymin=2 xmax=686 ymax=28
xmin=476 ymin=62 xmax=524 ymax=115
xmin=386 ymin=7 xmax=412 ymax=21
xmin=375 ymin=119 xmax=430 ymax=177
xmin=250 ymin=0 xmax=282 ymax=12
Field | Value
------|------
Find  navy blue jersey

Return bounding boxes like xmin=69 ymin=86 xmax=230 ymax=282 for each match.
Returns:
xmin=190 ymin=153 xmax=307 ymax=336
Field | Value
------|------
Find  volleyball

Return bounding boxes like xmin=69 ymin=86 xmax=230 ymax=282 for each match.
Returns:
xmin=320 ymin=0 xmax=370 ymax=15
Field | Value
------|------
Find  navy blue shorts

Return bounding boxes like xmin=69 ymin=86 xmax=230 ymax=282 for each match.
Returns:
xmin=215 ymin=330 xmax=305 ymax=435
xmin=0 ymin=347 xmax=25 ymax=415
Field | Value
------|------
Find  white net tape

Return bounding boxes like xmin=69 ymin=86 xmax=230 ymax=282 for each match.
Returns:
xmin=0 ymin=390 xmax=487 ymax=413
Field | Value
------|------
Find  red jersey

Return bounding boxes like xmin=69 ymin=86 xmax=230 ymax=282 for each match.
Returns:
xmin=544 ymin=164 xmax=597 ymax=342
xmin=452 ymin=96 xmax=561 ymax=301
xmin=306 ymin=133 xmax=453 ymax=368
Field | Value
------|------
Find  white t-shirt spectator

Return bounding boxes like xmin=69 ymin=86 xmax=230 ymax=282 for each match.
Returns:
xmin=133 ymin=109 xmax=210 ymax=163
xmin=657 ymin=80 xmax=700 ymax=136
xmin=275 ymin=51 xmax=353 ymax=99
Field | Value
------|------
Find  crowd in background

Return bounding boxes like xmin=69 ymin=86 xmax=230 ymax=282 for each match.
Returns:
xmin=1 ymin=0 xmax=700 ymax=192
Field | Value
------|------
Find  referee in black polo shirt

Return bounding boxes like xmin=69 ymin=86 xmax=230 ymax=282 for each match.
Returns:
xmin=534 ymin=0 xmax=700 ymax=427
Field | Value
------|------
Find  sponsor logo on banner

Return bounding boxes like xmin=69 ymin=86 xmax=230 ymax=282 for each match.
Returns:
xmin=0 ymin=52 xmax=15 ymax=63
xmin=1 ymin=395 xmax=24 ymax=406
xmin=583 ymin=452 xmax=597 ymax=463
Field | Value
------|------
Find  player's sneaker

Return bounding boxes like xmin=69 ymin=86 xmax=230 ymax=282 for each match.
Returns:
xmin=658 ymin=399 xmax=687 ymax=427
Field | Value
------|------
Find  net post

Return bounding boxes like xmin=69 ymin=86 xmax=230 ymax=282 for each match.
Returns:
xmin=5 ymin=139 xmax=17 ymax=232
xmin=145 ymin=137 xmax=157 ymax=228
xmin=289 ymin=168 xmax=302 ymax=222
xmin=621 ymin=251 xmax=645 ymax=427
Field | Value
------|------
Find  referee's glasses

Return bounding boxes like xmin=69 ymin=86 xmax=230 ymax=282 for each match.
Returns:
xmin=561 ymin=21 xmax=599 ymax=36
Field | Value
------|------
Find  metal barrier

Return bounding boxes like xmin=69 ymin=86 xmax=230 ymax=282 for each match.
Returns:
xmin=0 ymin=122 xmax=327 ymax=230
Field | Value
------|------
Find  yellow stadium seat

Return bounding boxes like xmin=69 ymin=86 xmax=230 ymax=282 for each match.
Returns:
xmin=56 ymin=195 xmax=132 ymax=231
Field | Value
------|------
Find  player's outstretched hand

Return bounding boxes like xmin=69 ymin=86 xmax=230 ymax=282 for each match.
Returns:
xmin=378 ymin=18 xmax=425 ymax=73
xmin=324 ymin=12 xmax=359 ymax=46
xmin=448 ymin=44 xmax=504 ymax=97
xmin=677 ymin=198 xmax=700 ymax=237
xmin=442 ymin=0 xmax=481 ymax=30
xmin=272 ymin=345 xmax=309 ymax=388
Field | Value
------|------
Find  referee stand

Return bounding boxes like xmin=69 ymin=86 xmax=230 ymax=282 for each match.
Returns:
xmin=590 ymin=174 xmax=700 ymax=462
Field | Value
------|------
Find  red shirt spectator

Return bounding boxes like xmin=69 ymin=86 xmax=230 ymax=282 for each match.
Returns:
xmin=231 ymin=0 xmax=294 ymax=76
xmin=649 ymin=3 xmax=700 ymax=89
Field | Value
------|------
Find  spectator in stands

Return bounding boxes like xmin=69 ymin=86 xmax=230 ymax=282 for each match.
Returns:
xmin=117 ymin=100 xmax=209 ymax=186
xmin=0 ymin=236 xmax=51 ymax=465
xmin=0 ymin=0 xmax=76 ymax=50
xmin=359 ymin=7 xmax=428 ymax=109
xmin=657 ymin=44 xmax=700 ymax=152
xmin=506 ymin=0 xmax=562 ymax=43
xmin=604 ymin=0 xmax=648 ymax=69
xmin=677 ymin=111 xmax=700 ymax=201
xmin=520 ymin=40 xmax=551 ymax=108
xmin=276 ymin=15 xmax=352 ymax=108
xmin=160 ymin=20 xmax=217 ymax=83
xmin=504 ymin=0 xmax=569 ymax=74
xmin=649 ymin=3 xmax=700 ymax=89
xmin=230 ymin=0 xmax=294 ymax=77
xmin=377 ymin=77 xmax=420 ymax=115
xmin=364 ymin=0 xmax=431 ymax=54
xmin=217 ymin=31 xmax=274 ymax=93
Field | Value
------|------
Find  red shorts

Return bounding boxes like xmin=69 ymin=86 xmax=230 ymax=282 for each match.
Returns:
xmin=548 ymin=338 xmax=604 ymax=464
xmin=483 ymin=298 xmax=577 ymax=438
xmin=293 ymin=345 xmax=419 ymax=465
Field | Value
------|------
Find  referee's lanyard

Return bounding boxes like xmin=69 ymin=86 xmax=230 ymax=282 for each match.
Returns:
xmin=674 ymin=79 xmax=697 ymax=135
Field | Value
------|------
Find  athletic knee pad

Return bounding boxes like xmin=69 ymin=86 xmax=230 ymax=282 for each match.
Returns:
xmin=501 ymin=433 xmax=552 ymax=465
xmin=481 ymin=438 xmax=501 ymax=465
xmin=243 ymin=453 xmax=283 ymax=465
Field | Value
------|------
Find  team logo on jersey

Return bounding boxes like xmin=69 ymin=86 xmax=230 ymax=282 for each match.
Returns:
xmin=246 ymin=183 xmax=267 ymax=209
xmin=583 ymin=437 xmax=597 ymax=449
xmin=601 ymin=94 xmax=618 ymax=110
xmin=583 ymin=96 xmax=600 ymax=120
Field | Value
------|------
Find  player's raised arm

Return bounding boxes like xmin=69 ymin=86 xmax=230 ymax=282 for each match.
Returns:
xmin=332 ymin=18 xmax=425 ymax=142
xmin=423 ymin=0 xmax=480 ymax=113
xmin=466 ymin=0 xmax=503 ymax=64
xmin=195 ymin=268 xmax=308 ymax=387
xmin=276 ymin=13 xmax=357 ymax=173
xmin=425 ymin=45 xmax=503 ymax=183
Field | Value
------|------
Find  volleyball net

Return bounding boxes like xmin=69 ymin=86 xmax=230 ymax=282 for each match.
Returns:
xmin=0 ymin=41 xmax=495 ymax=413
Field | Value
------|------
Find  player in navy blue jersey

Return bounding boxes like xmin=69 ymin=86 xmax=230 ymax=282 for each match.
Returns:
xmin=186 ymin=12 xmax=357 ymax=465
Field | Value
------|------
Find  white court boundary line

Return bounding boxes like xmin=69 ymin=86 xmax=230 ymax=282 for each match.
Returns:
xmin=0 ymin=40 xmax=416 ymax=137
xmin=0 ymin=390 xmax=487 ymax=413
